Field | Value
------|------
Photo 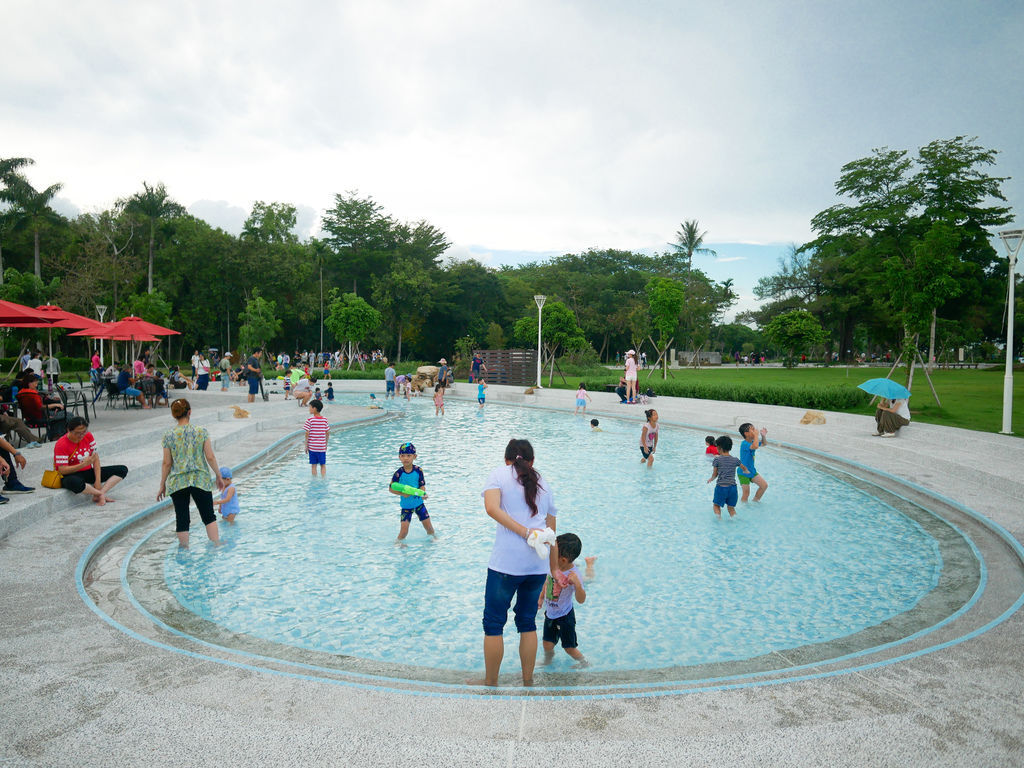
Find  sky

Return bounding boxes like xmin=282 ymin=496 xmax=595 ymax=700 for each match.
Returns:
xmin=2 ymin=0 xmax=1021 ymax=321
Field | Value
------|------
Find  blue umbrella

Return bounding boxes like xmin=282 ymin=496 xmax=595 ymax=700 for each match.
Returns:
xmin=858 ymin=378 xmax=911 ymax=399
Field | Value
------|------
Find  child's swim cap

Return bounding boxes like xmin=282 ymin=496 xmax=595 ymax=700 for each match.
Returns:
xmin=369 ymin=393 xmax=376 ymax=399
xmin=219 ymin=466 xmax=232 ymax=479
xmin=398 ymin=442 xmax=416 ymax=455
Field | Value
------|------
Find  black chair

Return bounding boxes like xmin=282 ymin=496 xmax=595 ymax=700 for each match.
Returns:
xmin=54 ymin=385 xmax=90 ymax=424
xmin=104 ymin=380 xmax=130 ymax=409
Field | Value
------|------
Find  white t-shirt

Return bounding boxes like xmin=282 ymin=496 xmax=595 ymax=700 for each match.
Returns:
xmin=894 ymin=399 xmax=911 ymax=421
xmin=26 ymin=359 xmax=43 ymax=376
xmin=482 ymin=464 xmax=557 ymax=575
xmin=293 ymin=378 xmax=311 ymax=393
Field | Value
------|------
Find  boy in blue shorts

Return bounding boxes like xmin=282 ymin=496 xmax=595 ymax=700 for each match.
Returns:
xmin=389 ymin=442 xmax=435 ymax=542
xmin=477 ymin=378 xmax=487 ymax=409
xmin=706 ymin=435 xmax=749 ymax=518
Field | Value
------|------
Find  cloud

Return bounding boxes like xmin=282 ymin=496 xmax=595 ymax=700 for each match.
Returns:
xmin=715 ymin=256 xmax=748 ymax=263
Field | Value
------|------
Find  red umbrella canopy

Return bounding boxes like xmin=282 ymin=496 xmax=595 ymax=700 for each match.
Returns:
xmin=0 ymin=299 xmax=61 ymax=327
xmin=33 ymin=304 xmax=100 ymax=329
xmin=67 ymin=321 xmax=115 ymax=337
xmin=105 ymin=315 xmax=180 ymax=337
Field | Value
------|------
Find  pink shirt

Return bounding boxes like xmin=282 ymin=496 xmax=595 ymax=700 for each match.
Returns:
xmin=625 ymin=357 xmax=637 ymax=377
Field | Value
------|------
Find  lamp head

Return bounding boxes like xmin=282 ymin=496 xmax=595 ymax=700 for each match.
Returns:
xmin=999 ymin=228 xmax=1024 ymax=261
xmin=534 ymin=294 xmax=546 ymax=309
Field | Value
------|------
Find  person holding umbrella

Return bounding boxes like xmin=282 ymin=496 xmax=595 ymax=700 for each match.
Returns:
xmin=858 ymin=378 xmax=912 ymax=437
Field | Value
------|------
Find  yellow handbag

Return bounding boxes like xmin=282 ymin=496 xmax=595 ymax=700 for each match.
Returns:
xmin=41 ymin=469 xmax=63 ymax=489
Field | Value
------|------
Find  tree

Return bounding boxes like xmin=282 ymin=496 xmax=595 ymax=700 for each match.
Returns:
xmin=5 ymin=176 xmax=64 ymax=279
xmin=320 ymin=192 xmax=397 ymax=295
xmin=513 ymin=300 xmax=586 ymax=385
xmin=762 ymin=310 xmax=827 ymax=364
xmin=371 ymin=259 xmax=435 ymax=363
xmin=645 ymin=276 xmax=686 ymax=378
xmin=123 ymin=182 xmax=185 ymax=294
xmin=669 ymin=219 xmax=716 ymax=271
xmin=324 ymin=291 xmax=382 ymax=369
xmin=237 ymin=290 xmax=282 ymax=352
xmin=57 ymin=209 xmax=138 ymax=319
xmin=0 ymin=157 xmax=34 ymax=284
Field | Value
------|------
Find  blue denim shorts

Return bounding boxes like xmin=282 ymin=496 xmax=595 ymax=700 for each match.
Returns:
xmin=713 ymin=484 xmax=738 ymax=508
xmin=482 ymin=569 xmax=546 ymax=636
xmin=308 ymin=450 xmax=326 ymax=466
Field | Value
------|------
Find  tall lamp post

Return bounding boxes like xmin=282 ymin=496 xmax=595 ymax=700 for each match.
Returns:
xmin=95 ymin=304 xmax=107 ymax=366
xmin=998 ymin=229 xmax=1022 ymax=435
xmin=534 ymin=295 xmax=546 ymax=388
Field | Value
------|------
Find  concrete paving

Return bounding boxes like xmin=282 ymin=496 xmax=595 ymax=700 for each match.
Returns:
xmin=1 ymin=380 xmax=1022 ymax=767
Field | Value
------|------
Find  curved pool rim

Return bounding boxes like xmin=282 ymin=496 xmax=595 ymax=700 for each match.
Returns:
xmin=76 ymin=407 xmax=1024 ymax=700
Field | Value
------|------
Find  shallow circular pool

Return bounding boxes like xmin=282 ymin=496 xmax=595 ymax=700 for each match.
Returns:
xmin=144 ymin=394 xmax=966 ymax=678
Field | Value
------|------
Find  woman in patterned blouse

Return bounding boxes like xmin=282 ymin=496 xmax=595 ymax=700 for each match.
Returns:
xmin=157 ymin=398 xmax=226 ymax=548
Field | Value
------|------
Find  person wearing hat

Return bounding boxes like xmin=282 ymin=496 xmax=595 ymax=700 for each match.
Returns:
xmin=219 ymin=352 xmax=232 ymax=391
xmin=389 ymin=442 xmax=434 ymax=542
xmin=624 ymin=350 xmax=639 ymax=404
xmin=437 ymin=358 xmax=453 ymax=389
xmin=212 ymin=466 xmax=240 ymax=522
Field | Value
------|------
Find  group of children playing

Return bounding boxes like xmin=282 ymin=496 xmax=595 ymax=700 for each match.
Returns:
xmin=202 ymin=382 xmax=770 ymax=671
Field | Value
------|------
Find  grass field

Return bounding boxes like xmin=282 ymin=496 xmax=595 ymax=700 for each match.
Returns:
xmin=544 ymin=364 xmax=1024 ymax=437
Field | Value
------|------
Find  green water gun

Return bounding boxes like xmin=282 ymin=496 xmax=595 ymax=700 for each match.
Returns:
xmin=390 ymin=482 xmax=425 ymax=497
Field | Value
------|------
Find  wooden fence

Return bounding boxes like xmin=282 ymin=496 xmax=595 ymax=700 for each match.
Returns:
xmin=475 ymin=349 xmax=538 ymax=386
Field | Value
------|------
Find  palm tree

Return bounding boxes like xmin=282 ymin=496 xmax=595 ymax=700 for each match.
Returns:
xmin=0 ymin=156 xmax=35 ymax=284
xmin=5 ymin=175 xmax=63 ymax=279
xmin=123 ymin=181 xmax=185 ymax=293
xmin=670 ymin=219 xmax=717 ymax=271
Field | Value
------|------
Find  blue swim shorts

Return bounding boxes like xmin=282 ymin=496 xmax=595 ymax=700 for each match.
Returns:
xmin=478 ymin=397 xmax=486 ymax=404
xmin=400 ymin=503 xmax=429 ymax=523
xmin=308 ymin=450 xmax=326 ymax=465
xmin=713 ymin=484 xmax=738 ymax=508
xmin=124 ymin=387 xmax=142 ymax=397
xmin=248 ymin=377 xmax=260 ymax=395
xmin=576 ymin=398 xmax=586 ymax=407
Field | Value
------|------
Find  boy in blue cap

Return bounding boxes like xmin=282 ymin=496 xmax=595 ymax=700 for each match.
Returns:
xmin=389 ymin=442 xmax=435 ymax=542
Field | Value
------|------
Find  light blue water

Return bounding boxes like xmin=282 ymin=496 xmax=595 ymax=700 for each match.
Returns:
xmin=164 ymin=394 xmax=942 ymax=672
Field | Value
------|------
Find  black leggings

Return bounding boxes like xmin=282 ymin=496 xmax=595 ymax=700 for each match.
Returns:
xmin=61 ymin=465 xmax=128 ymax=494
xmin=172 ymin=487 xmax=216 ymax=532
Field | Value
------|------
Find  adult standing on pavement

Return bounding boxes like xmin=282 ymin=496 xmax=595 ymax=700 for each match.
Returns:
xmin=157 ymin=398 xmax=225 ymax=548
xmin=196 ymin=352 xmax=211 ymax=391
xmin=219 ymin=352 xmax=232 ymax=391
xmin=245 ymin=350 xmax=263 ymax=403
xmin=470 ymin=353 xmax=486 ymax=384
xmin=623 ymin=350 xmax=638 ymax=404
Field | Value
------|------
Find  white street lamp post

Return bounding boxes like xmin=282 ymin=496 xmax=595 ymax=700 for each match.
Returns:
xmin=534 ymin=295 xmax=546 ymax=388
xmin=96 ymin=304 xmax=107 ymax=366
xmin=998 ymin=229 xmax=1022 ymax=435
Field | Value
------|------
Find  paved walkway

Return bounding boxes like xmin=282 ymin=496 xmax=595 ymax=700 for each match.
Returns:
xmin=1 ymin=381 xmax=1022 ymax=766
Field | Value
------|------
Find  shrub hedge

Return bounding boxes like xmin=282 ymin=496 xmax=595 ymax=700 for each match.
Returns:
xmin=640 ymin=379 xmax=869 ymax=410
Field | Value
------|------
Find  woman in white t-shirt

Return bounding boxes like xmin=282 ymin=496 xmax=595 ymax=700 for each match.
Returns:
xmin=624 ymin=349 xmax=638 ymax=404
xmin=472 ymin=439 xmax=557 ymax=687
xmin=875 ymin=397 xmax=911 ymax=437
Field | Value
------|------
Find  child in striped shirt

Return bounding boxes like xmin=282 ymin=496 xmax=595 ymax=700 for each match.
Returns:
xmin=304 ymin=399 xmax=330 ymax=478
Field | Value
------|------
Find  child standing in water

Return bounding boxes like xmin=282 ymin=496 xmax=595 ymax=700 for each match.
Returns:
xmin=212 ymin=466 xmax=240 ymax=523
xmin=433 ymin=382 xmax=445 ymax=415
xmin=477 ymin=378 xmax=487 ymax=409
xmin=705 ymin=436 xmax=719 ymax=456
xmin=303 ymin=400 xmax=330 ymax=478
xmin=640 ymin=409 xmax=659 ymax=467
xmin=539 ymin=532 xmax=589 ymax=668
xmin=738 ymin=422 xmax=769 ymax=502
xmin=574 ymin=383 xmax=592 ymax=415
xmin=389 ymin=442 xmax=435 ymax=542
xmin=706 ymin=435 xmax=748 ymax=518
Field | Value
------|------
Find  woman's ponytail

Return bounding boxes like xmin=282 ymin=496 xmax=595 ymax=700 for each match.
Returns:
xmin=504 ymin=438 xmax=541 ymax=516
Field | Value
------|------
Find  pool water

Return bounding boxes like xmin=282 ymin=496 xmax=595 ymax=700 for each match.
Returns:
xmin=164 ymin=394 xmax=942 ymax=673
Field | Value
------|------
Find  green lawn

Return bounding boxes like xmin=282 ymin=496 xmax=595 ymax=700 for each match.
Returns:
xmin=547 ymin=365 xmax=1024 ymax=436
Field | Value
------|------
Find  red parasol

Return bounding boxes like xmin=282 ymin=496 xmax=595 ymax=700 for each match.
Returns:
xmin=103 ymin=315 xmax=180 ymax=337
xmin=0 ymin=299 xmax=60 ymax=327
xmin=33 ymin=304 xmax=100 ymax=329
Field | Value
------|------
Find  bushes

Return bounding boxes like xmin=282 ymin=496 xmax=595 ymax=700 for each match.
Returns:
xmin=643 ymin=379 xmax=870 ymax=410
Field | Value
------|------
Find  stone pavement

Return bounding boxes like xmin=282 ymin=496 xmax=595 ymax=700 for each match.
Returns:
xmin=1 ymin=380 xmax=1022 ymax=767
